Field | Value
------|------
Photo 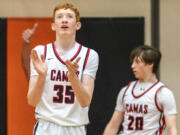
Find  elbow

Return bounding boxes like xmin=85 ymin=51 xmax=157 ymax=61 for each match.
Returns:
xmin=80 ymin=103 xmax=89 ymax=108
xmin=80 ymin=99 xmax=91 ymax=108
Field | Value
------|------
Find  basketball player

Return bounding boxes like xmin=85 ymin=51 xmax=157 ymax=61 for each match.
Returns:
xmin=103 ymin=45 xmax=177 ymax=135
xmin=27 ymin=3 xmax=99 ymax=135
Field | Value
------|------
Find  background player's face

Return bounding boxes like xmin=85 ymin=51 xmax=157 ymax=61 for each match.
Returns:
xmin=131 ymin=57 xmax=153 ymax=81
xmin=52 ymin=8 xmax=81 ymax=37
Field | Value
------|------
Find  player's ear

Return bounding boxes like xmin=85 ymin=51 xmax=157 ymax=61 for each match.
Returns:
xmin=51 ymin=23 xmax=56 ymax=31
xmin=76 ymin=22 xmax=81 ymax=31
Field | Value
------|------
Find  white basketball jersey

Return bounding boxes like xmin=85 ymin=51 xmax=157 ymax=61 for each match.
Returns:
xmin=121 ymin=81 xmax=166 ymax=135
xmin=33 ymin=42 xmax=92 ymax=126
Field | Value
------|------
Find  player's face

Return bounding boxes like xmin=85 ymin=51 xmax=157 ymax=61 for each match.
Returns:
xmin=131 ymin=57 xmax=153 ymax=81
xmin=52 ymin=8 xmax=81 ymax=37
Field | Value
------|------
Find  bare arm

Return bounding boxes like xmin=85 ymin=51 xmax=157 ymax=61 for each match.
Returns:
xmin=165 ymin=114 xmax=177 ymax=135
xmin=21 ymin=23 xmax=38 ymax=80
xmin=70 ymin=74 xmax=94 ymax=108
xmin=65 ymin=58 xmax=94 ymax=107
xmin=27 ymin=49 xmax=47 ymax=107
xmin=27 ymin=75 xmax=46 ymax=107
xmin=103 ymin=110 xmax=124 ymax=135
xmin=22 ymin=41 xmax=31 ymax=79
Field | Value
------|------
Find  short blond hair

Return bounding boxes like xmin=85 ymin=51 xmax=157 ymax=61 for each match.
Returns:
xmin=53 ymin=3 xmax=80 ymax=22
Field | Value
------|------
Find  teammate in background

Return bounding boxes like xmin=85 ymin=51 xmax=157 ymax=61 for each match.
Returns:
xmin=22 ymin=23 xmax=38 ymax=79
xmin=103 ymin=45 xmax=177 ymax=135
xmin=27 ymin=3 xmax=99 ymax=135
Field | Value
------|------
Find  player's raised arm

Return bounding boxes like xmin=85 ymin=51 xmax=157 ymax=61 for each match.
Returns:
xmin=65 ymin=57 xmax=94 ymax=107
xmin=65 ymin=49 xmax=99 ymax=108
xmin=21 ymin=23 xmax=38 ymax=80
xmin=27 ymin=49 xmax=47 ymax=107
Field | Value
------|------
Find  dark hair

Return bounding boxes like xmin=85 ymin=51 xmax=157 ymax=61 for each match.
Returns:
xmin=129 ymin=45 xmax=161 ymax=73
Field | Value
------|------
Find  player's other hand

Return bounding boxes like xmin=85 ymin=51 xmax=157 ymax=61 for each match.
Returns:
xmin=65 ymin=57 xmax=81 ymax=79
xmin=31 ymin=49 xmax=48 ymax=76
xmin=22 ymin=23 xmax=38 ymax=44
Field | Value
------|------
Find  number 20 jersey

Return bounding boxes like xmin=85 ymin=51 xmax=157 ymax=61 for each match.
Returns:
xmin=30 ymin=42 xmax=99 ymax=126
xmin=116 ymin=80 xmax=176 ymax=135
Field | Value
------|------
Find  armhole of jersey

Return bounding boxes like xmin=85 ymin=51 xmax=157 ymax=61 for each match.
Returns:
xmin=122 ymin=82 xmax=131 ymax=103
xmin=155 ymin=85 xmax=165 ymax=112
xmin=158 ymin=114 xmax=166 ymax=135
xmin=44 ymin=45 xmax=47 ymax=60
xmin=82 ymin=48 xmax=91 ymax=71
xmin=33 ymin=121 xmax=39 ymax=135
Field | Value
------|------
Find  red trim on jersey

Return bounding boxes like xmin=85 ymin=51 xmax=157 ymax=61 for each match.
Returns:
xmin=70 ymin=45 xmax=82 ymax=61
xmin=52 ymin=42 xmax=82 ymax=64
xmin=158 ymin=114 xmax=166 ymax=135
xmin=155 ymin=85 xmax=165 ymax=112
xmin=122 ymin=82 xmax=131 ymax=103
xmin=44 ymin=45 xmax=47 ymax=59
xmin=33 ymin=121 xmax=39 ymax=135
xmin=83 ymin=48 xmax=91 ymax=70
xmin=132 ymin=80 xmax=159 ymax=98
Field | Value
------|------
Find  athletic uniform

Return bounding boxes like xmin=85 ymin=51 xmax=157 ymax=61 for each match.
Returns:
xmin=116 ymin=80 xmax=177 ymax=135
xmin=30 ymin=42 xmax=99 ymax=135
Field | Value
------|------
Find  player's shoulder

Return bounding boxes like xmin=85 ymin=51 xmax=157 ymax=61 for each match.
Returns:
xmin=33 ymin=43 xmax=52 ymax=51
xmin=122 ymin=81 xmax=137 ymax=92
xmin=90 ymin=48 xmax=98 ymax=56
xmin=157 ymin=81 xmax=174 ymax=95
xmin=80 ymin=45 xmax=99 ymax=62
xmin=81 ymin=44 xmax=98 ymax=55
xmin=33 ymin=45 xmax=44 ymax=50
xmin=118 ymin=81 xmax=135 ymax=94
xmin=125 ymin=80 xmax=136 ymax=88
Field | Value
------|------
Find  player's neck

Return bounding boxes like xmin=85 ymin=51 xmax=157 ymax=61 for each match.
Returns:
xmin=55 ymin=36 xmax=76 ymax=51
xmin=139 ymin=73 xmax=157 ymax=83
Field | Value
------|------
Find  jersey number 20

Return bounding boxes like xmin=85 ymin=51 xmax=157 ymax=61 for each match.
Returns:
xmin=53 ymin=85 xmax=74 ymax=104
xmin=128 ymin=116 xmax=143 ymax=130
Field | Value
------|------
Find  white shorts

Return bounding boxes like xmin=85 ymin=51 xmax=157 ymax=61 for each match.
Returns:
xmin=33 ymin=119 xmax=86 ymax=135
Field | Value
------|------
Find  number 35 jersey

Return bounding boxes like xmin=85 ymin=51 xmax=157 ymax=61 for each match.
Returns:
xmin=30 ymin=42 xmax=99 ymax=126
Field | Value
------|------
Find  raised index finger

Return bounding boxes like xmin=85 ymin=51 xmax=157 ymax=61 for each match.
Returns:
xmin=74 ymin=57 xmax=81 ymax=64
xmin=31 ymin=23 xmax=38 ymax=34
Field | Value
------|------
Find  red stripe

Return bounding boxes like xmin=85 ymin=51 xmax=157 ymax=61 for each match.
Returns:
xmin=44 ymin=45 xmax=46 ymax=59
xmin=52 ymin=42 xmax=82 ymax=64
xmin=155 ymin=86 xmax=165 ymax=135
xmin=83 ymin=48 xmax=90 ymax=70
xmin=70 ymin=44 xmax=82 ymax=61
xmin=155 ymin=85 xmax=165 ymax=112
xmin=158 ymin=115 xmax=166 ymax=135
xmin=122 ymin=82 xmax=131 ymax=103
xmin=132 ymin=80 xmax=159 ymax=98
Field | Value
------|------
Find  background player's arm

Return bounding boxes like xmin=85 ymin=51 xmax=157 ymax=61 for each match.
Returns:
xmin=65 ymin=58 xmax=95 ymax=107
xmin=103 ymin=86 xmax=127 ymax=135
xmin=27 ymin=49 xmax=47 ymax=107
xmin=165 ymin=114 xmax=177 ymax=135
xmin=22 ymin=40 xmax=30 ymax=80
xmin=158 ymin=88 xmax=177 ymax=135
xmin=103 ymin=110 xmax=124 ymax=135
xmin=21 ymin=23 xmax=38 ymax=80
